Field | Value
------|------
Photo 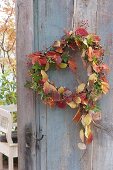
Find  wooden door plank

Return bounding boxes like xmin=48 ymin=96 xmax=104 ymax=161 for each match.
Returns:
xmin=34 ymin=1 xmax=81 ymax=170
xmin=16 ymin=0 xmax=38 ymax=170
xmin=75 ymin=0 xmax=113 ymax=170
xmin=92 ymin=1 xmax=113 ymax=170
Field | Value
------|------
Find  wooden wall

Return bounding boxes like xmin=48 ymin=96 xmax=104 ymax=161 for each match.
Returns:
xmin=16 ymin=0 xmax=113 ymax=170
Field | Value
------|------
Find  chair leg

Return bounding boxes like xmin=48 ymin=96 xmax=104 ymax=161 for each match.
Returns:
xmin=0 ymin=153 xmax=3 ymax=170
xmin=8 ymin=156 xmax=13 ymax=170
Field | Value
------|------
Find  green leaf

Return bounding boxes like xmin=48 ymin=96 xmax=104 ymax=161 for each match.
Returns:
xmin=62 ymin=53 xmax=69 ymax=63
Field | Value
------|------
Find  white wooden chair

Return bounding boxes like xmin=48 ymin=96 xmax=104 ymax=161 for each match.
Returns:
xmin=0 ymin=107 xmax=18 ymax=170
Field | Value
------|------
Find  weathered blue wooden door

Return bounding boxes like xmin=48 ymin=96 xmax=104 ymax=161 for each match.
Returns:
xmin=17 ymin=0 xmax=113 ymax=170
xmin=34 ymin=1 xmax=81 ymax=170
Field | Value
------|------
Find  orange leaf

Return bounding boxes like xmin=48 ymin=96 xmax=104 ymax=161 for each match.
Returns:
xmin=86 ymin=132 xmax=93 ymax=144
xmin=73 ymin=109 xmax=81 ymax=122
xmin=101 ymin=81 xmax=109 ymax=94
xmin=68 ymin=60 xmax=77 ymax=72
xmin=55 ymin=47 xmax=63 ymax=53
xmin=44 ymin=97 xmax=55 ymax=107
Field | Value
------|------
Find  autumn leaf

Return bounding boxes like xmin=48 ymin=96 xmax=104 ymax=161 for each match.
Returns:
xmin=52 ymin=91 xmax=61 ymax=101
xmin=76 ymin=83 xmax=86 ymax=93
xmin=67 ymin=101 xmax=77 ymax=108
xmin=87 ymin=65 xmax=92 ymax=76
xmin=45 ymin=62 xmax=49 ymax=71
xmin=57 ymin=101 xmax=66 ymax=109
xmin=69 ymin=41 xmax=77 ymax=50
xmin=92 ymin=63 xmax=100 ymax=73
xmin=101 ymin=81 xmax=109 ymax=94
xmin=89 ymin=73 xmax=98 ymax=83
xmin=92 ymin=111 xmax=101 ymax=121
xmin=44 ymin=97 xmax=55 ymax=107
xmin=43 ymin=81 xmax=57 ymax=94
xmin=93 ymin=49 xmax=104 ymax=58
xmin=92 ymin=34 xmax=101 ymax=43
xmin=73 ymin=109 xmax=81 ymax=122
xmin=81 ymin=114 xmax=92 ymax=126
xmin=68 ymin=59 xmax=77 ymax=72
xmin=29 ymin=52 xmax=47 ymax=65
xmin=41 ymin=70 xmax=48 ymax=82
xmin=75 ymin=28 xmax=88 ymax=36
xmin=78 ymin=143 xmax=86 ymax=150
xmin=101 ymin=64 xmax=109 ymax=72
xmin=85 ymin=125 xmax=91 ymax=138
xmin=80 ymin=129 xmax=84 ymax=143
xmin=55 ymin=47 xmax=63 ymax=53
xmin=87 ymin=47 xmax=93 ymax=61
xmin=58 ymin=86 xmax=65 ymax=94
xmin=59 ymin=63 xmax=67 ymax=68
xmin=86 ymin=132 xmax=93 ymax=144
xmin=53 ymin=40 xmax=61 ymax=47
xmin=75 ymin=97 xmax=81 ymax=104
xmin=46 ymin=51 xmax=62 ymax=64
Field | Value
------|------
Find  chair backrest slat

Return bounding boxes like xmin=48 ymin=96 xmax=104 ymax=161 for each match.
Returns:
xmin=0 ymin=108 xmax=13 ymax=144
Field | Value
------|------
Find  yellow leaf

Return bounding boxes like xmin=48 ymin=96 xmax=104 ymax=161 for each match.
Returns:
xmin=45 ymin=63 xmax=49 ymax=71
xmin=101 ymin=81 xmax=109 ymax=94
xmin=85 ymin=125 xmax=91 ymax=138
xmin=89 ymin=73 xmax=97 ymax=82
xmin=59 ymin=63 xmax=67 ymax=68
xmin=67 ymin=101 xmax=77 ymax=109
xmin=78 ymin=143 xmax=86 ymax=150
xmin=53 ymin=40 xmax=61 ymax=47
xmin=41 ymin=70 xmax=48 ymax=82
xmin=43 ymin=81 xmax=57 ymax=94
xmin=76 ymin=83 xmax=85 ymax=93
xmin=58 ymin=86 xmax=65 ymax=94
xmin=81 ymin=114 xmax=92 ymax=126
xmin=80 ymin=129 xmax=84 ymax=142
xmin=75 ymin=97 xmax=81 ymax=104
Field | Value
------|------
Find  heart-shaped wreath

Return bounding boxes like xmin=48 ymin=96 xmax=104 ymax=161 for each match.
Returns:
xmin=26 ymin=28 xmax=109 ymax=149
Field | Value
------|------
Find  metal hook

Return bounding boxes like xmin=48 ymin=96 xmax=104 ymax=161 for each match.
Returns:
xmin=33 ymin=134 xmax=44 ymax=142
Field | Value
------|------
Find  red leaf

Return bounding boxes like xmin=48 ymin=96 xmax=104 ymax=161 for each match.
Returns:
xmin=57 ymin=101 xmax=66 ymax=109
xmin=28 ymin=52 xmax=47 ymax=65
xmin=92 ymin=35 xmax=101 ymax=43
xmin=52 ymin=91 xmax=61 ymax=101
xmin=68 ymin=59 xmax=77 ymax=72
xmin=69 ymin=41 xmax=77 ymax=50
xmin=46 ymin=51 xmax=61 ymax=64
xmin=75 ymin=28 xmax=88 ymax=36
xmin=101 ymin=64 xmax=109 ymax=72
